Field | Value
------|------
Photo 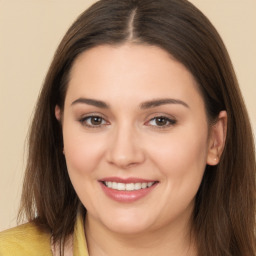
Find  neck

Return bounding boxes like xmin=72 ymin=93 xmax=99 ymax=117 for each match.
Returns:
xmin=84 ymin=214 xmax=197 ymax=256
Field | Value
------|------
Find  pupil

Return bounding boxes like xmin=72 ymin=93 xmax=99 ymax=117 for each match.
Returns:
xmin=92 ymin=117 xmax=102 ymax=125
xmin=156 ymin=117 xmax=167 ymax=126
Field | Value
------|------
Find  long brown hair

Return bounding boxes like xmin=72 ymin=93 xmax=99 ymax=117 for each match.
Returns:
xmin=19 ymin=0 xmax=256 ymax=255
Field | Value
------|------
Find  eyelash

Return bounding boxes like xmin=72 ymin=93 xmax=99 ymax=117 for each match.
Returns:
xmin=79 ymin=115 xmax=108 ymax=128
xmin=79 ymin=115 xmax=177 ymax=129
xmin=146 ymin=116 xmax=177 ymax=129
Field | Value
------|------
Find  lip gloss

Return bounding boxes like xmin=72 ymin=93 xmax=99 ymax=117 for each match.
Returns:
xmin=99 ymin=177 xmax=158 ymax=203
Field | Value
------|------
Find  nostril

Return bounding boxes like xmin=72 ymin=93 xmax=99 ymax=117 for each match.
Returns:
xmin=106 ymin=146 xmax=144 ymax=166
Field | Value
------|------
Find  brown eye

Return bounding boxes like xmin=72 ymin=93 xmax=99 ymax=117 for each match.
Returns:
xmin=80 ymin=115 xmax=107 ymax=127
xmin=147 ymin=116 xmax=176 ymax=128
xmin=91 ymin=116 xmax=103 ymax=125
xmin=155 ymin=117 xmax=169 ymax=126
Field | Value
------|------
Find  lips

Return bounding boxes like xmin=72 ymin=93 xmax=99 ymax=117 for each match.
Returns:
xmin=99 ymin=177 xmax=159 ymax=203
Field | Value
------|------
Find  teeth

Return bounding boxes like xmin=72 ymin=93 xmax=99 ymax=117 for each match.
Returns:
xmin=126 ymin=183 xmax=135 ymax=191
xmin=112 ymin=182 xmax=118 ymax=189
xmin=141 ymin=183 xmax=147 ymax=189
xmin=103 ymin=181 xmax=155 ymax=191
xmin=134 ymin=183 xmax=141 ymax=190
xmin=117 ymin=183 xmax=125 ymax=190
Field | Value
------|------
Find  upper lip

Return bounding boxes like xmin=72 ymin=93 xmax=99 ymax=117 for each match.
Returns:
xmin=99 ymin=177 xmax=158 ymax=183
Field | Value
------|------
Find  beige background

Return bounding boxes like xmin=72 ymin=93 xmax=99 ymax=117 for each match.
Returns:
xmin=0 ymin=0 xmax=255 ymax=231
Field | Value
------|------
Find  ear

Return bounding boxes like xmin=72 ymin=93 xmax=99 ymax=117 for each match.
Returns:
xmin=207 ymin=111 xmax=227 ymax=166
xmin=55 ymin=105 xmax=65 ymax=154
xmin=55 ymin=105 xmax=62 ymax=122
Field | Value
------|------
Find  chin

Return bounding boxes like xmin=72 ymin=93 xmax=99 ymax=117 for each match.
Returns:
xmin=105 ymin=221 xmax=151 ymax=235
xmin=98 ymin=211 xmax=155 ymax=235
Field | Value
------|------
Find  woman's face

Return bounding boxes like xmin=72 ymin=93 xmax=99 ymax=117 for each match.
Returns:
xmin=58 ymin=44 xmax=220 ymax=235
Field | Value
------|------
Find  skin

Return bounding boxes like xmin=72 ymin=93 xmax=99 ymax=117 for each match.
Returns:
xmin=56 ymin=43 xmax=227 ymax=256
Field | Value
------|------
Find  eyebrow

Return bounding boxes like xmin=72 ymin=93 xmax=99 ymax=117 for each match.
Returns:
xmin=71 ymin=98 xmax=109 ymax=108
xmin=71 ymin=97 xmax=189 ymax=109
xmin=140 ymin=98 xmax=189 ymax=109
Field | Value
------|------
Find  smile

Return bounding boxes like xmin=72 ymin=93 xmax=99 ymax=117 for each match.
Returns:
xmin=103 ymin=181 xmax=155 ymax=191
xmin=99 ymin=178 xmax=159 ymax=203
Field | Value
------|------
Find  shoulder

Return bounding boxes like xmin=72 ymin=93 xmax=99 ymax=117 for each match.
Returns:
xmin=0 ymin=222 xmax=52 ymax=256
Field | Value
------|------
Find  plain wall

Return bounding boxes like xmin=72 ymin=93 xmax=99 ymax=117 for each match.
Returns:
xmin=0 ymin=0 xmax=255 ymax=231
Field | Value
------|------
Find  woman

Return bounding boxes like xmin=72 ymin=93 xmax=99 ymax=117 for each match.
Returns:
xmin=0 ymin=0 xmax=255 ymax=255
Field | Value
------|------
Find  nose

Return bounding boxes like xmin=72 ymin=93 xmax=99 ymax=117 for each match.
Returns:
xmin=106 ymin=124 xmax=145 ymax=169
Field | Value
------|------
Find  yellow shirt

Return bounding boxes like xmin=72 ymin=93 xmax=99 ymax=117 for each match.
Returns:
xmin=0 ymin=213 xmax=89 ymax=256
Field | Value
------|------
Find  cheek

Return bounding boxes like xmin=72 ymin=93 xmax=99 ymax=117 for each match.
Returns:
xmin=63 ymin=127 xmax=105 ymax=177
xmin=62 ymin=128 xmax=107 ymax=211
xmin=148 ymin=127 xmax=208 ymax=180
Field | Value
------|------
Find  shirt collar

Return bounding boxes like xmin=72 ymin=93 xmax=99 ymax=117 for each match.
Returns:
xmin=73 ymin=210 xmax=89 ymax=256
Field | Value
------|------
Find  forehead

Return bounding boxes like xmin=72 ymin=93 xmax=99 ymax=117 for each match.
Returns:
xmin=65 ymin=43 xmax=203 ymax=108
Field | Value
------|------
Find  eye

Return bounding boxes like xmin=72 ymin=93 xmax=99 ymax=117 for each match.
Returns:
xmin=79 ymin=115 xmax=108 ymax=128
xmin=146 ymin=116 xmax=176 ymax=128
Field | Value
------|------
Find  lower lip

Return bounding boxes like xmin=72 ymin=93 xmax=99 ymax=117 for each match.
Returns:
xmin=99 ymin=182 xmax=158 ymax=203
